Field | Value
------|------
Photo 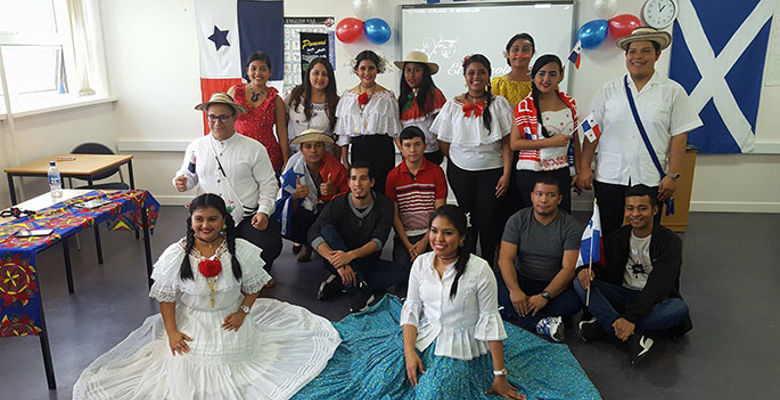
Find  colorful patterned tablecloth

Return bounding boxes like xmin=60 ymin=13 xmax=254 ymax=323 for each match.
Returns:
xmin=0 ymin=190 xmax=159 ymax=337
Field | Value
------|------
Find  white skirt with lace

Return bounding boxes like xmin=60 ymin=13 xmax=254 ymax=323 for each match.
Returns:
xmin=73 ymin=298 xmax=341 ymax=400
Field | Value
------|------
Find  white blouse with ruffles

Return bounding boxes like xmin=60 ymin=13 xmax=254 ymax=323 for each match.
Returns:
xmin=430 ymin=96 xmax=514 ymax=171
xmin=149 ymin=238 xmax=269 ymax=307
xmin=400 ymin=252 xmax=507 ymax=361
xmin=334 ymin=90 xmax=402 ymax=146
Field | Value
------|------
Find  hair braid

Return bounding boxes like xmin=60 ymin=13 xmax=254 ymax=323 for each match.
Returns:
xmin=180 ymin=219 xmax=196 ymax=280
xmin=483 ymin=80 xmax=493 ymax=130
xmin=224 ymin=214 xmax=242 ymax=281
xmin=449 ymin=245 xmax=471 ymax=300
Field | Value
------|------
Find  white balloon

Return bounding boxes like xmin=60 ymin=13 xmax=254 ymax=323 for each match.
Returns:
xmin=592 ymin=0 xmax=618 ymax=19
xmin=353 ymin=0 xmax=376 ymax=19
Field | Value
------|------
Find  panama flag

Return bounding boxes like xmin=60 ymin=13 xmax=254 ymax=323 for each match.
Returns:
xmin=576 ymin=202 xmax=602 ymax=267
xmin=580 ymin=113 xmax=601 ymax=143
xmin=568 ymin=39 xmax=582 ymax=69
xmin=194 ymin=0 xmax=284 ymax=132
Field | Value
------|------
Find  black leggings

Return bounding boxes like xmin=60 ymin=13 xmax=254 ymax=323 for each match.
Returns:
xmin=515 ymin=168 xmax=572 ymax=214
xmin=446 ymin=162 xmax=503 ymax=264
xmin=350 ymin=135 xmax=395 ymax=194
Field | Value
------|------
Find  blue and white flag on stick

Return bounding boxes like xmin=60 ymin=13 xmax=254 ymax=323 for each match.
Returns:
xmin=577 ymin=201 xmax=602 ymax=267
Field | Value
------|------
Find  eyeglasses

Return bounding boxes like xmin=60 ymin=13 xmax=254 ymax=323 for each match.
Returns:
xmin=207 ymin=114 xmax=233 ymax=122
xmin=0 ymin=207 xmax=36 ymax=218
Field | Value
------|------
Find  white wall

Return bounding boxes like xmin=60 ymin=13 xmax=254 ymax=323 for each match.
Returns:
xmin=1 ymin=0 xmax=778 ymax=212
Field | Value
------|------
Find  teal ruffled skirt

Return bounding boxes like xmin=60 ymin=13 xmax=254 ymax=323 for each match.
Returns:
xmin=292 ymin=295 xmax=601 ymax=400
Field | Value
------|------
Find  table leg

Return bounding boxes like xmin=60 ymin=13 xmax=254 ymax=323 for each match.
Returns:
xmin=7 ymin=174 xmax=17 ymax=205
xmin=141 ymin=207 xmax=153 ymax=287
xmin=62 ymin=236 xmax=75 ymax=294
xmin=128 ymin=160 xmax=140 ymax=239
xmin=37 ymin=293 xmax=57 ymax=390
xmin=93 ymin=224 xmax=104 ymax=265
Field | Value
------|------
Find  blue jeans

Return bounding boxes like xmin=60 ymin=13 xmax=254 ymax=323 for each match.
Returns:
xmin=497 ymin=271 xmax=582 ymax=333
xmin=573 ymin=279 xmax=690 ymax=338
xmin=320 ymin=225 xmax=407 ymax=294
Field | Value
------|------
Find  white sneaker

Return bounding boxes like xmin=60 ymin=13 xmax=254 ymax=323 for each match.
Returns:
xmin=536 ymin=316 xmax=565 ymax=342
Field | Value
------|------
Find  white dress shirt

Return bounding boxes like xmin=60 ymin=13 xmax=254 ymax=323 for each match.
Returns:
xmin=173 ymin=133 xmax=278 ymax=224
xmin=591 ymin=72 xmax=702 ymax=186
xmin=400 ymin=252 xmax=507 ymax=361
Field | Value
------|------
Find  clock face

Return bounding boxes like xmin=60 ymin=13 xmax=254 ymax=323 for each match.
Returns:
xmin=642 ymin=0 xmax=678 ymax=29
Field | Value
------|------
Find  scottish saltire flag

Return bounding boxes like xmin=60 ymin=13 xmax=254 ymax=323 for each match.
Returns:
xmin=669 ymin=0 xmax=774 ymax=153
xmin=568 ymin=40 xmax=582 ymax=69
xmin=194 ymin=0 xmax=284 ymax=132
xmin=576 ymin=202 xmax=602 ymax=267
xmin=580 ymin=113 xmax=601 ymax=143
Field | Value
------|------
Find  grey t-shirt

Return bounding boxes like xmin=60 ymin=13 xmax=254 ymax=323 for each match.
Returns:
xmin=502 ymin=207 xmax=584 ymax=282
xmin=623 ymin=232 xmax=653 ymax=290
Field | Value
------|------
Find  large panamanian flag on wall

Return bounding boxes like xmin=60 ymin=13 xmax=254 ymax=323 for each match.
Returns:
xmin=194 ymin=0 xmax=284 ymax=133
xmin=669 ymin=0 xmax=774 ymax=154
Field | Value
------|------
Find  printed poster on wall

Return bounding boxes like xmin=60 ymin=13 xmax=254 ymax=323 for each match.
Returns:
xmin=299 ymin=32 xmax=329 ymax=82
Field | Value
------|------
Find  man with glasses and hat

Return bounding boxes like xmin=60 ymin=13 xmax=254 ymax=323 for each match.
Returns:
xmin=576 ymin=27 xmax=703 ymax=236
xmin=274 ymin=129 xmax=349 ymax=262
xmin=173 ymin=92 xmax=282 ymax=282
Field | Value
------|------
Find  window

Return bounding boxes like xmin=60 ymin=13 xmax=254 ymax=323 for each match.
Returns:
xmin=0 ymin=0 xmax=110 ymax=117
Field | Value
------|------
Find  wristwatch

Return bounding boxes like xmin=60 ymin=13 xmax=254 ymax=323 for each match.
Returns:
xmin=493 ymin=368 xmax=508 ymax=376
xmin=540 ymin=290 xmax=551 ymax=300
xmin=669 ymin=172 xmax=681 ymax=180
xmin=239 ymin=305 xmax=250 ymax=314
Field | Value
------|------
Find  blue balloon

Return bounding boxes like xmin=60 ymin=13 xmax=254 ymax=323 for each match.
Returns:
xmin=363 ymin=18 xmax=391 ymax=45
xmin=577 ymin=19 xmax=609 ymax=49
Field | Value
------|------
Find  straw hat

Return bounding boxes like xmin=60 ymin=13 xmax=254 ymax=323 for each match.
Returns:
xmin=194 ymin=92 xmax=247 ymax=115
xmin=616 ymin=27 xmax=672 ymax=51
xmin=291 ymin=129 xmax=335 ymax=145
xmin=394 ymin=51 xmax=439 ymax=75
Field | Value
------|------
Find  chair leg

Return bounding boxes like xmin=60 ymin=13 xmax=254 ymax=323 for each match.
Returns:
xmin=94 ymin=225 xmax=104 ymax=265
xmin=74 ymin=232 xmax=82 ymax=251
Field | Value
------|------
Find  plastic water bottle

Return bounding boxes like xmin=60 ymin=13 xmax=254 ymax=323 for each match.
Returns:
xmin=48 ymin=161 xmax=63 ymax=199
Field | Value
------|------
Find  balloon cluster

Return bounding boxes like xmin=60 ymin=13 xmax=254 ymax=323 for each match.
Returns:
xmin=335 ymin=0 xmax=391 ymax=45
xmin=577 ymin=0 xmax=642 ymax=50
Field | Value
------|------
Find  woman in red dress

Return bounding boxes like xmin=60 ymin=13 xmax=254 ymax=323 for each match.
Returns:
xmin=228 ymin=51 xmax=289 ymax=173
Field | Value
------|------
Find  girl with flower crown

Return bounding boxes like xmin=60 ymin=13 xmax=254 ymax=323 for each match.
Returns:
xmin=335 ymin=50 xmax=401 ymax=194
xmin=430 ymin=54 xmax=514 ymax=264
xmin=73 ymin=193 xmax=340 ymax=400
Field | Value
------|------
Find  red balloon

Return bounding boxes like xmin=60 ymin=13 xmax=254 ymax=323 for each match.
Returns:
xmin=336 ymin=17 xmax=364 ymax=43
xmin=608 ymin=14 xmax=641 ymax=40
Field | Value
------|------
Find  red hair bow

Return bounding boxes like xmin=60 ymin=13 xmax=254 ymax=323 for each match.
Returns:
xmin=461 ymin=101 xmax=486 ymax=118
xmin=358 ymin=92 xmax=369 ymax=106
xmin=198 ymin=259 xmax=222 ymax=278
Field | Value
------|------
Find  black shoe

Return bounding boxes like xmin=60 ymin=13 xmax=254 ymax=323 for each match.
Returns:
xmin=296 ymin=245 xmax=312 ymax=262
xmin=292 ymin=243 xmax=302 ymax=255
xmin=317 ymin=274 xmax=343 ymax=301
xmin=578 ymin=317 xmax=604 ymax=343
xmin=349 ymin=282 xmax=376 ymax=313
xmin=627 ymin=334 xmax=654 ymax=365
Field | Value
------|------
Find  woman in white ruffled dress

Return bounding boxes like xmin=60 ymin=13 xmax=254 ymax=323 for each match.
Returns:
xmin=73 ymin=193 xmax=341 ymax=400
xmin=431 ymin=54 xmax=514 ymax=263
xmin=335 ymin=49 xmax=401 ymax=194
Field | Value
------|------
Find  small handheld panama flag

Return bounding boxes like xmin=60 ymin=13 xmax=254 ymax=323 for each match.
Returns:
xmin=576 ymin=201 xmax=602 ymax=268
xmin=568 ymin=39 xmax=582 ymax=69
xmin=580 ymin=113 xmax=601 ymax=143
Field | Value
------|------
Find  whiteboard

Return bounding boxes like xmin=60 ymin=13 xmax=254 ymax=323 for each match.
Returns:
xmin=401 ymin=1 xmax=576 ymax=99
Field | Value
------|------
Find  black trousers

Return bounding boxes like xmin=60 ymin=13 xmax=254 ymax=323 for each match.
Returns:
xmin=423 ymin=149 xmax=444 ymax=165
xmin=515 ymin=168 xmax=572 ymax=214
xmin=446 ymin=162 xmax=503 ymax=263
xmin=236 ymin=216 xmax=282 ymax=271
xmin=593 ymin=181 xmax=662 ymax=236
xmin=350 ymin=135 xmax=395 ymax=195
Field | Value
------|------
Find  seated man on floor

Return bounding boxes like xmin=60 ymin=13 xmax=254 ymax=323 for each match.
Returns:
xmin=174 ymin=92 xmax=282 ymax=280
xmin=308 ymin=160 xmax=406 ymax=313
xmin=386 ymin=126 xmax=447 ymax=270
xmin=274 ymin=129 xmax=349 ymax=262
xmin=497 ymin=176 xmax=583 ymax=342
xmin=574 ymin=184 xmax=692 ymax=365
